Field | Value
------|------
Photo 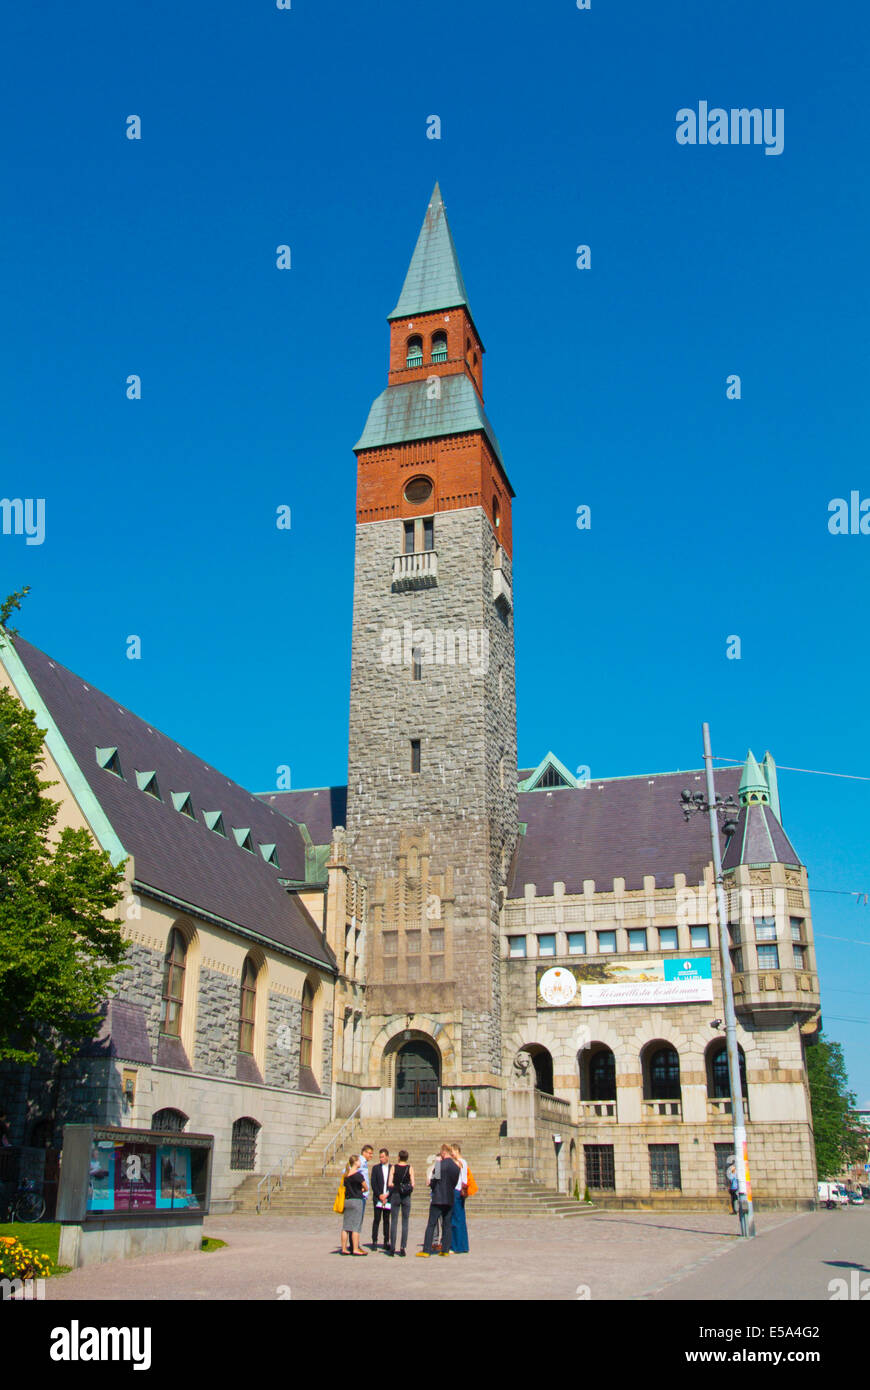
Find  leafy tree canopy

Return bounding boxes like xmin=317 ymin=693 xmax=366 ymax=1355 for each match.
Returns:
xmin=0 ymin=602 xmax=128 ymax=1064
xmin=806 ymin=1030 xmax=866 ymax=1179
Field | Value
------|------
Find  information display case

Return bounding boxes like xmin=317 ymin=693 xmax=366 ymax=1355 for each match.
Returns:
xmin=56 ymin=1125 xmax=214 ymax=1266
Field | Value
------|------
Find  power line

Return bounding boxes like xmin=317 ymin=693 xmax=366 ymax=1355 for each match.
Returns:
xmin=816 ymin=933 xmax=870 ymax=947
xmin=715 ymin=756 xmax=870 ymax=783
xmin=824 ymin=1016 xmax=870 ymax=1026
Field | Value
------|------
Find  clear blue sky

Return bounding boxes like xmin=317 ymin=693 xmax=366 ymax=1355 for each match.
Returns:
xmin=3 ymin=1 xmax=868 ymax=1102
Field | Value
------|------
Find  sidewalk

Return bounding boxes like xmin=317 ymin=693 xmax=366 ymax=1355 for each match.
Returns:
xmin=44 ymin=1209 xmax=803 ymax=1301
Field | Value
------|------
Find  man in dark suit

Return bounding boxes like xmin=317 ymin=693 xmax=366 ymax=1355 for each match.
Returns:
xmin=417 ymin=1144 xmax=461 ymax=1257
xmin=370 ymin=1148 xmax=392 ymax=1250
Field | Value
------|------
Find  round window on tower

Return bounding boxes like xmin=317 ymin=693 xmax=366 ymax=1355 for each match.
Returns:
xmin=404 ymin=476 xmax=434 ymax=505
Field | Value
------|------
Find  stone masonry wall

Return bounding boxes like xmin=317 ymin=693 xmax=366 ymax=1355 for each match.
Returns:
xmin=265 ymin=991 xmax=302 ymax=1089
xmin=346 ymin=507 xmax=517 ymax=1077
xmin=194 ymin=966 xmax=239 ymax=1079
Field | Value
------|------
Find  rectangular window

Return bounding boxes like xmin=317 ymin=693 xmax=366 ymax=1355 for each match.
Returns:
xmin=410 ymin=739 xmax=421 ymax=774
xmin=628 ymin=929 xmax=647 ymax=952
xmin=731 ymin=947 xmax=744 ymax=973
xmin=757 ymin=943 xmax=780 ymax=969
xmin=383 ymin=959 xmax=398 ymax=982
xmin=793 ymin=944 xmax=807 ymax=969
xmin=790 ymin=917 xmax=804 ymax=942
xmin=429 ymin=956 xmax=444 ymax=980
xmin=567 ymin=932 xmax=586 ymax=955
xmin=403 ymin=520 xmax=415 ymax=555
xmin=597 ymin=931 xmax=616 ymax=954
xmin=406 ymin=958 xmax=420 ymax=981
xmin=754 ymin=916 xmax=777 ymax=941
xmin=508 ymin=937 xmax=527 ymax=958
xmin=383 ymin=932 xmax=398 ymax=956
xmin=429 ymin=929 xmax=444 ymax=953
xmin=658 ymin=927 xmax=678 ymax=951
xmin=690 ymin=925 xmax=710 ymax=948
xmin=584 ymin=1145 xmax=615 ymax=1191
xmin=423 ymin=517 xmax=434 ymax=551
xmin=728 ymin=922 xmax=741 ymax=945
xmin=714 ymin=1143 xmax=734 ymax=1191
xmin=538 ymin=934 xmax=556 ymax=957
xmin=412 ymin=647 xmax=422 ymax=682
xmin=406 ymin=931 xmax=421 ymax=954
xmin=649 ymin=1144 xmax=681 ymax=1191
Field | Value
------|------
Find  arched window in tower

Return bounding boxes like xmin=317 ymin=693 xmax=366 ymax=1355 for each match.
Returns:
xmin=161 ymin=927 xmax=186 ymax=1036
xmin=493 ymin=495 xmax=501 ymax=530
xmin=431 ymin=330 xmax=448 ymax=363
xmin=300 ymin=981 xmax=315 ymax=1071
xmin=239 ymin=955 xmax=257 ymax=1053
xmin=406 ymin=335 xmax=423 ymax=368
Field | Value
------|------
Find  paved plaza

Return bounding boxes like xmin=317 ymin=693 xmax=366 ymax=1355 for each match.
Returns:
xmin=41 ymin=1208 xmax=857 ymax=1302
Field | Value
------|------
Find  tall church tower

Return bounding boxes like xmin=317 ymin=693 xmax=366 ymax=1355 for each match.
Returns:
xmin=347 ymin=184 xmax=518 ymax=1117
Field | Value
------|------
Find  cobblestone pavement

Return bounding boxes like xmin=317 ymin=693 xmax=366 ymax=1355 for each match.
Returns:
xmin=44 ymin=1209 xmax=806 ymax=1301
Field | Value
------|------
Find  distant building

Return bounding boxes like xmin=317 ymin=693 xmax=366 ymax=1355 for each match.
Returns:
xmin=0 ymin=186 xmax=821 ymax=1210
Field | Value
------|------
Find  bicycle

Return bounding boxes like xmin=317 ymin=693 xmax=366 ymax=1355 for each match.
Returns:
xmin=5 ymin=1178 xmax=46 ymax=1223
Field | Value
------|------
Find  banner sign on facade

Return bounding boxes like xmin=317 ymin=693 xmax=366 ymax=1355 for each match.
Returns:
xmin=536 ymin=957 xmax=713 ymax=1008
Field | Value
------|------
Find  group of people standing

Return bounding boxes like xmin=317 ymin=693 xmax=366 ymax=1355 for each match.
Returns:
xmin=336 ymin=1141 xmax=475 ymax=1257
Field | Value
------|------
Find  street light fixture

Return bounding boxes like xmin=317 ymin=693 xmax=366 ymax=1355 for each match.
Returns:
xmin=681 ymin=723 xmax=756 ymax=1238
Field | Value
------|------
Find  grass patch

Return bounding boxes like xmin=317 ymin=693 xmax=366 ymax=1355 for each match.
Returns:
xmin=0 ymin=1221 xmax=69 ymax=1274
xmin=201 ymin=1237 xmax=226 ymax=1253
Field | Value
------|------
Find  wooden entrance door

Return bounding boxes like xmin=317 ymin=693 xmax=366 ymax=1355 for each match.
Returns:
xmin=394 ymin=1041 xmax=440 ymax=1117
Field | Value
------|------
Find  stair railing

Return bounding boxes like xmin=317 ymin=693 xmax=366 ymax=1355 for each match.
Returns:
xmin=322 ymin=1105 xmax=361 ymax=1175
xmin=256 ymin=1148 xmax=299 ymax=1213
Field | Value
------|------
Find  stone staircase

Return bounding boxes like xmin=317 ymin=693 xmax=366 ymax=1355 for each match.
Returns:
xmin=233 ymin=1117 xmax=591 ymax=1220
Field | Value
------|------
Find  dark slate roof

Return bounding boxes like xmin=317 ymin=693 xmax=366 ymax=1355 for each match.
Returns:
xmin=354 ymin=373 xmax=505 ymax=468
xmin=388 ymin=183 xmax=473 ymax=323
xmin=257 ymin=787 xmax=348 ymax=846
xmin=511 ymin=768 xmax=744 ymax=895
xmin=722 ymin=803 xmax=802 ymax=870
xmin=81 ymin=1000 xmax=153 ymax=1065
xmin=12 ymin=637 xmax=335 ymax=968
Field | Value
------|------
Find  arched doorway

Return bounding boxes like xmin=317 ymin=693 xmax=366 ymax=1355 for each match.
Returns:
xmin=394 ymin=1040 xmax=440 ymax=1117
xmin=520 ymin=1044 xmax=554 ymax=1096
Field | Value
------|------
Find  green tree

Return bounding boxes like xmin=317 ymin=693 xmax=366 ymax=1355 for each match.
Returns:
xmin=0 ymin=610 xmax=128 ymax=1064
xmin=805 ymin=1031 xmax=866 ymax=1179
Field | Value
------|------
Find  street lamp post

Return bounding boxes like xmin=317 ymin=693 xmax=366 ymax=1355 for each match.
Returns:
xmin=681 ymin=722 xmax=756 ymax=1238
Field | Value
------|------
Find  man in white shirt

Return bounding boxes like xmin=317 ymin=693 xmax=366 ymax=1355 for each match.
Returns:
xmin=370 ymin=1148 xmax=392 ymax=1250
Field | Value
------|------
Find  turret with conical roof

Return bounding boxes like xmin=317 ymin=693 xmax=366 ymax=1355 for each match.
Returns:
xmin=723 ymin=749 xmax=801 ymax=870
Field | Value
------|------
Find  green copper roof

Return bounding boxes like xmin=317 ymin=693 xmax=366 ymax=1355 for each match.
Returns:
xmin=518 ymin=752 xmax=580 ymax=792
xmin=389 ymin=183 xmax=473 ymax=323
xmin=738 ymin=749 xmax=768 ymax=805
xmin=762 ymin=751 xmax=781 ymax=823
xmin=354 ymin=372 xmax=504 ymax=468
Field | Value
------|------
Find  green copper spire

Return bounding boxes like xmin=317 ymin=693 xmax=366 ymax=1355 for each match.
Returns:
xmin=738 ymin=750 xmax=769 ymax=806
xmin=388 ymin=183 xmax=473 ymax=322
xmin=762 ymin=751 xmax=782 ymax=823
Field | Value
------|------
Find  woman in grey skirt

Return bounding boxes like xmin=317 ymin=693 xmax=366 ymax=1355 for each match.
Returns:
xmin=340 ymin=1155 xmax=368 ymax=1256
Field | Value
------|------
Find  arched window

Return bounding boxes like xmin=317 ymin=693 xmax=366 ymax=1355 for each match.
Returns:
xmin=493 ymin=495 xmax=501 ymax=529
xmin=161 ymin=928 xmax=186 ymax=1036
xmin=239 ymin=956 xmax=257 ymax=1053
xmin=406 ymin=335 xmax=423 ymax=367
xmin=589 ymin=1049 xmax=616 ymax=1101
xmin=300 ymin=981 xmax=315 ymax=1071
xmin=431 ymin=331 xmax=448 ymax=363
xmin=230 ymin=1117 xmax=260 ymax=1171
xmin=648 ymin=1046 xmax=681 ymax=1100
xmin=151 ymin=1108 xmax=188 ymax=1134
xmin=709 ymin=1044 xmax=747 ymax=1099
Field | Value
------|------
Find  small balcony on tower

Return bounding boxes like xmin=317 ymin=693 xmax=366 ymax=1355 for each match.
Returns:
xmin=392 ymin=550 xmax=438 ymax=591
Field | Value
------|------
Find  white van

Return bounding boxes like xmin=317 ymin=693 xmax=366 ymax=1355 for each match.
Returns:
xmin=818 ymin=1182 xmax=848 ymax=1208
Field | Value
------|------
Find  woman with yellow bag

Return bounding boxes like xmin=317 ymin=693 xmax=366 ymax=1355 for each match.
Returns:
xmin=338 ymin=1155 xmax=368 ymax=1256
